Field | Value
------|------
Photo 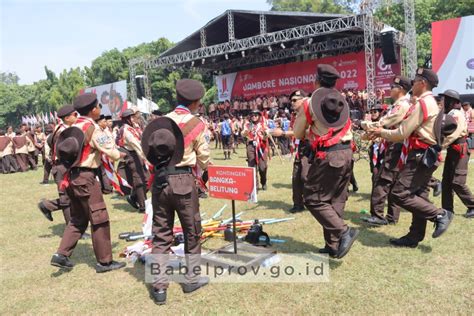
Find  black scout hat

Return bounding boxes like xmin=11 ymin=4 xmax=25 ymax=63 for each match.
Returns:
xmin=439 ymin=89 xmax=461 ymax=102
xmin=413 ymin=68 xmax=439 ymax=88
xmin=121 ymin=109 xmax=135 ymax=118
xmin=391 ymin=75 xmax=412 ymax=91
xmin=176 ymin=79 xmax=205 ymax=103
xmin=316 ymin=64 xmax=340 ymax=85
xmin=311 ymin=87 xmax=349 ymax=129
xmin=141 ymin=117 xmax=184 ymax=167
xmin=55 ymin=126 xmax=85 ymax=169
xmin=289 ymin=89 xmax=307 ymax=99
xmin=73 ymin=93 xmax=98 ymax=111
xmin=57 ymin=105 xmax=75 ymax=118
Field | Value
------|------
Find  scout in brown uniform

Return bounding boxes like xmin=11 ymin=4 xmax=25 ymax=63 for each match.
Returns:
xmin=116 ymin=109 xmax=149 ymax=212
xmin=242 ymin=110 xmax=269 ymax=190
xmin=272 ymin=89 xmax=310 ymax=213
xmin=361 ymin=76 xmax=411 ymax=225
xmin=293 ymin=64 xmax=359 ymax=259
xmin=38 ymin=105 xmax=78 ymax=224
xmin=12 ymin=130 xmax=30 ymax=172
xmin=148 ymin=79 xmax=210 ymax=305
xmin=96 ymin=114 xmax=114 ymax=194
xmin=51 ymin=93 xmax=126 ymax=272
xmin=25 ymin=127 xmax=38 ymax=170
xmin=438 ymin=90 xmax=474 ymax=218
xmin=40 ymin=125 xmax=54 ymax=184
xmin=0 ymin=129 xmax=18 ymax=173
xmin=369 ymin=68 xmax=453 ymax=247
xmin=34 ymin=125 xmax=46 ymax=167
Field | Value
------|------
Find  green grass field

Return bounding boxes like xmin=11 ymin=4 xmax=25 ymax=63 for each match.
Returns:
xmin=1 ymin=148 xmax=473 ymax=314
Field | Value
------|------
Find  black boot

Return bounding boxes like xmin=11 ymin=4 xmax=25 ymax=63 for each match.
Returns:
xmin=51 ymin=253 xmax=74 ymax=269
xmin=181 ymin=276 xmax=209 ymax=293
xmin=95 ymin=261 xmax=126 ymax=273
xmin=432 ymin=209 xmax=453 ymax=238
xmin=151 ymin=288 xmax=167 ymax=305
xmin=38 ymin=201 xmax=53 ymax=222
xmin=336 ymin=227 xmax=359 ymax=259
xmin=389 ymin=235 xmax=419 ymax=248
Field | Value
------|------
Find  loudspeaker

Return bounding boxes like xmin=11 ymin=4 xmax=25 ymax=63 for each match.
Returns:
xmin=380 ymin=31 xmax=398 ymax=64
xmin=135 ymin=75 xmax=146 ymax=100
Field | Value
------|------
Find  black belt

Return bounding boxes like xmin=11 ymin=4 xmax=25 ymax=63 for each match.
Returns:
xmin=71 ymin=167 xmax=98 ymax=174
xmin=318 ymin=142 xmax=351 ymax=152
xmin=165 ymin=166 xmax=192 ymax=175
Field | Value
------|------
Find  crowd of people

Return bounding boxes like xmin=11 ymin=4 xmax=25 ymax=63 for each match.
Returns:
xmin=0 ymin=65 xmax=473 ymax=305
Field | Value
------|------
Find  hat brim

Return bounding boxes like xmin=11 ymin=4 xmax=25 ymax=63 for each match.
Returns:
xmin=141 ymin=117 xmax=184 ymax=167
xmin=56 ymin=126 xmax=85 ymax=169
xmin=311 ymin=87 xmax=349 ymax=129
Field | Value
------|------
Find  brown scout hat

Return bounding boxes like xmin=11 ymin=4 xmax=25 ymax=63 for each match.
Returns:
xmin=391 ymin=75 xmax=412 ymax=91
xmin=441 ymin=114 xmax=458 ymax=136
xmin=316 ymin=64 xmax=340 ymax=85
xmin=141 ymin=117 xmax=184 ymax=167
xmin=438 ymin=89 xmax=461 ymax=102
xmin=57 ymin=105 xmax=75 ymax=118
xmin=55 ymin=127 xmax=85 ymax=169
xmin=12 ymin=135 xmax=27 ymax=148
xmin=73 ymin=93 xmax=98 ymax=111
xmin=413 ymin=68 xmax=438 ymax=87
xmin=289 ymin=89 xmax=307 ymax=99
xmin=121 ymin=109 xmax=135 ymax=118
xmin=176 ymin=79 xmax=205 ymax=102
xmin=311 ymin=87 xmax=349 ymax=129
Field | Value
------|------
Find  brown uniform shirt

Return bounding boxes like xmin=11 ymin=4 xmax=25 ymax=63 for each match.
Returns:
xmin=381 ymin=91 xmax=438 ymax=144
xmin=74 ymin=117 xmax=121 ymax=168
xmin=362 ymin=95 xmax=411 ymax=130
xmin=442 ymin=108 xmax=468 ymax=148
xmin=0 ymin=136 xmax=14 ymax=157
xmin=122 ymin=124 xmax=147 ymax=162
xmin=294 ymin=95 xmax=352 ymax=143
xmin=166 ymin=109 xmax=210 ymax=170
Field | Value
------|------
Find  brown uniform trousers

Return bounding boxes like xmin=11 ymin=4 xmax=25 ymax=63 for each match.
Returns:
xmin=98 ymin=165 xmax=113 ymax=194
xmin=246 ymin=143 xmax=267 ymax=187
xmin=390 ymin=149 xmax=442 ymax=242
xmin=43 ymin=159 xmax=53 ymax=182
xmin=57 ymin=169 xmax=112 ymax=264
xmin=292 ymin=144 xmax=311 ymax=208
xmin=2 ymin=155 xmax=17 ymax=173
xmin=304 ymin=147 xmax=352 ymax=252
xmin=442 ymin=142 xmax=474 ymax=212
xmin=42 ymin=164 xmax=71 ymax=223
xmin=370 ymin=142 xmax=402 ymax=223
xmin=117 ymin=150 xmax=148 ymax=209
xmin=16 ymin=153 xmax=30 ymax=172
xmin=151 ymin=172 xmax=202 ymax=290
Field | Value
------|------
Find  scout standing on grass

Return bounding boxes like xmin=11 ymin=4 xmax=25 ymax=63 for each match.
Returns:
xmin=361 ymin=75 xmax=411 ymax=226
xmin=116 ymin=109 xmax=149 ymax=212
xmin=50 ymin=93 xmax=126 ymax=273
xmin=147 ymin=79 xmax=210 ymax=305
xmin=293 ymin=64 xmax=359 ymax=259
xmin=38 ymin=105 xmax=78 ymax=225
xmin=369 ymin=68 xmax=453 ymax=248
xmin=242 ymin=110 xmax=269 ymax=190
xmin=438 ymin=89 xmax=474 ymax=218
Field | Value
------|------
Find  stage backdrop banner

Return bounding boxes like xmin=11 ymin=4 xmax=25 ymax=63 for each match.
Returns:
xmin=83 ymin=80 xmax=127 ymax=120
xmin=432 ymin=15 xmax=474 ymax=96
xmin=216 ymin=49 xmax=400 ymax=101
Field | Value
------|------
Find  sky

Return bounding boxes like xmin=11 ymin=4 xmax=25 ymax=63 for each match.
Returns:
xmin=0 ymin=0 xmax=270 ymax=84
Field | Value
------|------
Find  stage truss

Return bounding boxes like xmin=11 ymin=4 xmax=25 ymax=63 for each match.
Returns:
xmin=129 ymin=10 xmax=411 ymax=108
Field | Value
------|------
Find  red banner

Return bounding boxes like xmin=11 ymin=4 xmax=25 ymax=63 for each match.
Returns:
xmin=217 ymin=49 xmax=401 ymax=101
xmin=208 ymin=166 xmax=257 ymax=202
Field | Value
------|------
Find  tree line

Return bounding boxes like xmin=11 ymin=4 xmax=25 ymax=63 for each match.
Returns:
xmin=2 ymin=0 xmax=473 ymax=126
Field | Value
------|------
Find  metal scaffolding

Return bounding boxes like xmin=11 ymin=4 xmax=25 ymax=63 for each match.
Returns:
xmin=403 ymin=0 xmax=417 ymax=77
xmin=128 ymin=10 xmax=407 ymax=104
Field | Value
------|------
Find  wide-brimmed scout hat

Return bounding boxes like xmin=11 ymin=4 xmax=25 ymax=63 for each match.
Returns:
xmin=55 ymin=126 xmax=85 ymax=168
xmin=141 ymin=117 xmax=184 ymax=167
xmin=311 ymin=87 xmax=349 ymax=129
